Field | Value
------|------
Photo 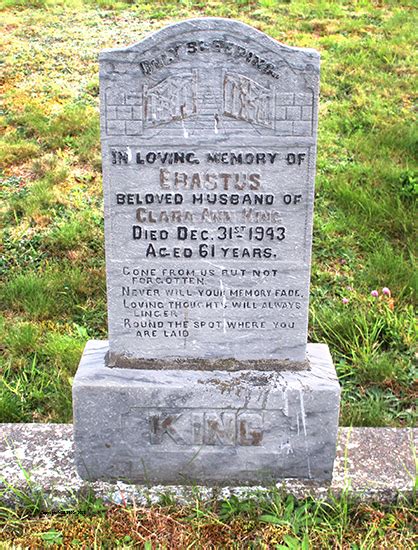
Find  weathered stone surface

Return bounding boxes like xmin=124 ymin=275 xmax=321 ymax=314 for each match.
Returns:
xmin=100 ymin=18 xmax=320 ymax=365
xmin=73 ymin=341 xmax=339 ymax=484
xmin=1 ymin=423 xmax=416 ymax=509
xmin=72 ymin=19 xmax=336 ymax=488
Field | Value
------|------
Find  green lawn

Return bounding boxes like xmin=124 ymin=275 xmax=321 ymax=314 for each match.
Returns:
xmin=1 ymin=490 xmax=417 ymax=548
xmin=0 ymin=1 xmax=417 ymax=547
xmin=0 ymin=1 xmax=416 ymax=425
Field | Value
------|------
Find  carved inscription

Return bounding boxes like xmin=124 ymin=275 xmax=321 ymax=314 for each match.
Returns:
xmin=138 ymin=39 xmax=281 ymax=79
xmin=105 ymin=146 xmax=312 ymax=360
xmin=148 ymin=410 xmax=264 ymax=446
xmin=111 ymin=148 xmax=307 ymax=261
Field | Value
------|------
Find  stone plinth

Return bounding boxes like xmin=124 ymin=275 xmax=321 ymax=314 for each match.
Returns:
xmin=73 ymin=341 xmax=340 ymax=484
xmin=1 ymin=424 xmax=416 ymax=509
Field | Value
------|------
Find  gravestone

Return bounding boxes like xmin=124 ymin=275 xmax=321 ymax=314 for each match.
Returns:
xmin=73 ymin=18 xmax=340 ymax=484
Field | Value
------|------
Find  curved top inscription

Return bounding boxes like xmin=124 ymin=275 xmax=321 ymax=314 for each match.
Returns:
xmin=100 ymin=18 xmax=320 ymax=73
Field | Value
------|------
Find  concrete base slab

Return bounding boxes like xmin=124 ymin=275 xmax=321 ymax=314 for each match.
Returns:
xmin=72 ymin=341 xmax=340 ymax=484
xmin=1 ymin=424 xmax=416 ymax=509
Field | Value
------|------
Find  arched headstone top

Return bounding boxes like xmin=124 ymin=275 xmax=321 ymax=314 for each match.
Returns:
xmin=99 ymin=18 xmax=319 ymax=143
xmin=100 ymin=17 xmax=319 ymax=74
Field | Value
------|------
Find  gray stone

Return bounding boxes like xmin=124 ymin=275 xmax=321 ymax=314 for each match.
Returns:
xmin=99 ymin=18 xmax=320 ymax=366
xmin=72 ymin=19 xmax=338 ymax=486
xmin=1 ymin=423 xmax=416 ymax=509
xmin=73 ymin=341 xmax=339 ymax=484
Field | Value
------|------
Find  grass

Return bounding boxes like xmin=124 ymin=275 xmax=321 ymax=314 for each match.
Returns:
xmin=0 ymin=488 xmax=416 ymax=548
xmin=1 ymin=0 xmax=416 ymax=428
xmin=0 ymin=1 xmax=416 ymax=544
